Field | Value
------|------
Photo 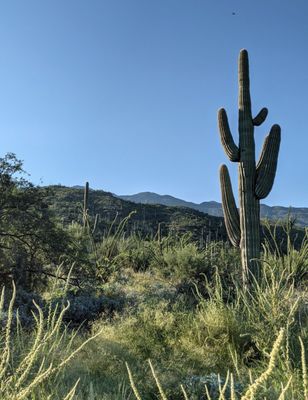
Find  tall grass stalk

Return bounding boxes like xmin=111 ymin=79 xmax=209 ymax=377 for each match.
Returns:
xmin=148 ymin=359 xmax=168 ymax=400
xmin=126 ymin=363 xmax=142 ymax=400
xmin=241 ymin=328 xmax=285 ymax=400
xmin=0 ymin=282 xmax=103 ymax=399
xmin=299 ymin=336 xmax=307 ymax=399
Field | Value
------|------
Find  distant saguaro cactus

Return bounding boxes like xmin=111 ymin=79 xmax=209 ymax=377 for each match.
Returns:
xmin=83 ymin=181 xmax=89 ymax=228
xmin=218 ymin=49 xmax=281 ymax=286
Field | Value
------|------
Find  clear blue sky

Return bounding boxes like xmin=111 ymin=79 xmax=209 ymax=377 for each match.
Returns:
xmin=0 ymin=1 xmax=307 ymax=207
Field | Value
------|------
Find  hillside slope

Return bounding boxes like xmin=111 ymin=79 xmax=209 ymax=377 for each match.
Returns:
xmin=45 ymin=186 xmax=227 ymax=242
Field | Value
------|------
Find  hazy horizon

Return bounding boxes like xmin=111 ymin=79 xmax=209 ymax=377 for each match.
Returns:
xmin=55 ymin=184 xmax=306 ymax=209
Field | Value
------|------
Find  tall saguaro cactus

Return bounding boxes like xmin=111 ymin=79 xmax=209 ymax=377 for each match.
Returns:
xmin=218 ymin=49 xmax=281 ymax=286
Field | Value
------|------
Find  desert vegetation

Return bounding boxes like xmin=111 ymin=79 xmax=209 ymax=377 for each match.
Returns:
xmin=0 ymin=151 xmax=307 ymax=399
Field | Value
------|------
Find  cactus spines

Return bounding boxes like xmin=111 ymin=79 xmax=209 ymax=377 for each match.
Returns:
xmin=218 ymin=49 xmax=281 ymax=286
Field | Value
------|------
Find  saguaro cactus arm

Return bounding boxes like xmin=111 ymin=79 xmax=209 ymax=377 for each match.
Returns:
xmin=220 ymin=164 xmax=240 ymax=247
xmin=255 ymin=124 xmax=281 ymax=199
xmin=218 ymin=108 xmax=240 ymax=161
xmin=253 ymin=107 xmax=268 ymax=126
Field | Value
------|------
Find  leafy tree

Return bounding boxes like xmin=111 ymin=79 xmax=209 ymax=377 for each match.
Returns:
xmin=0 ymin=153 xmax=71 ymax=290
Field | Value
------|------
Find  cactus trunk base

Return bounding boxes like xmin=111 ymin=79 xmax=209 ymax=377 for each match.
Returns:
xmin=240 ymin=193 xmax=260 ymax=287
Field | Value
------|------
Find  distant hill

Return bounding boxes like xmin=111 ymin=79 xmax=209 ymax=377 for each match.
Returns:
xmin=42 ymin=186 xmax=305 ymax=250
xmin=45 ymin=186 xmax=227 ymax=242
xmin=118 ymin=192 xmax=222 ymax=215
xmin=118 ymin=192 xmax=308 ymax=227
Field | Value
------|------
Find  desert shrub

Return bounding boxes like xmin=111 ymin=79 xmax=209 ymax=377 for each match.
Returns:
xmin=234 ymin=264 xmax=308 ymax=373
xmin=161 ymin=242 xmax=207 ymax=280
xmin=148 ymin=238 xmax=241 ymax=305
xmin=90 ymin=212 xmax=138 ymax=281
xmin=65 ymin=222 xmax=97 ymax=277
xmin=5 ymin=287 xmax=45 ymax=328
xmin=101 ymin=300 xmax=180 ymax=361
xmin=149 ymin=235 xmax=209 ymax=281
xmin=178 ymin=297 xmax=250 ymax=373
xmin=262 ymin=226 xmax=308 ymax=287
xmin=116 ymin=235 xmax=155 ymax=272
xmin=47 ymin=287 xmax=122 ymax=327
xmin=0 ymin=283 xmax=103 ymax=400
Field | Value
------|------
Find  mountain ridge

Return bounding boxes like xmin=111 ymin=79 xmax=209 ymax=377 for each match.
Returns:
xmin=118 ymin=192 xmax=308 ymax=227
